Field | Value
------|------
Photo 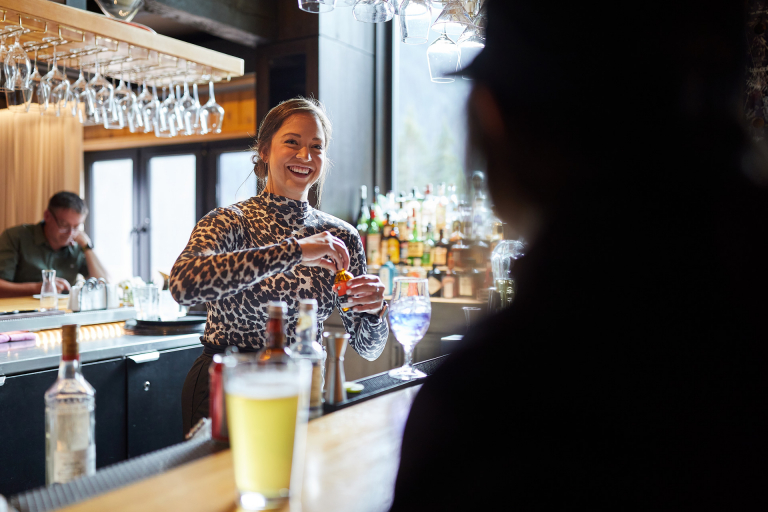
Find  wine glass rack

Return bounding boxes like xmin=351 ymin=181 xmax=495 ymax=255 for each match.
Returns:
xmin=0 ymin=0 xmax=244 ymax=86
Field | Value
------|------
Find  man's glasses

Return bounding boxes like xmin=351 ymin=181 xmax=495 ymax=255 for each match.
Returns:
xmin=48 ymin=209 xmax=83 ymax=234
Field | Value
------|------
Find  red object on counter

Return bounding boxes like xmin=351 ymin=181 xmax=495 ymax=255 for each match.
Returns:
xmin=209 ymin=354 xmax=229 ymax=442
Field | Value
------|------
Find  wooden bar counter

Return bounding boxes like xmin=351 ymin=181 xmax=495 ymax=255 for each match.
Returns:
xmin=59 ymin=386 xmax=421 ymax=512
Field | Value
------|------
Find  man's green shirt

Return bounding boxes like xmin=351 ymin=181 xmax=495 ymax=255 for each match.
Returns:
xmin=0 ymin=222 xmax=89 ymax=284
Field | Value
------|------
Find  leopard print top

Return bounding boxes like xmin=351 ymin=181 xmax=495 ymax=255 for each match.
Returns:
xmin=170 ymin=192 xmax=388 ymax=360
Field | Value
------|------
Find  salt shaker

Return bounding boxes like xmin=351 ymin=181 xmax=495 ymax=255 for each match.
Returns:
xmin=325 ymin=332 xmax=349 ymax=405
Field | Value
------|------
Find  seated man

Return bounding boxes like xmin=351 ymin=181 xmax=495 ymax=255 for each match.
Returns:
xmin=0 ymin=191 xmax=110 ymax=298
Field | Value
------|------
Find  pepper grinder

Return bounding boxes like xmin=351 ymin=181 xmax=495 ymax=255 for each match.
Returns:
xmin=325 ymin=332 xmax=349 ymax=405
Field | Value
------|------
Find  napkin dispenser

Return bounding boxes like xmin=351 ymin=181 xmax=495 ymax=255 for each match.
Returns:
xmin=68 ymin=278 xmax=120 ymax=312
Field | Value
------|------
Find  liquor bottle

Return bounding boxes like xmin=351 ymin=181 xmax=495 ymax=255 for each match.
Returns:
xmin=380 ymin=213 xmax=392 ymax=265
xmin=421 ymin=184 xmax=437 ymax=232
xmin=407 ymin=213 xmax=424 ymax=266
xmin=435 ymin=182 xmax=448 ymax=234
xmin=257 ymin=301 xmax=292 ymax=365
xmin=372 ymin=186 xmax=384 ymax=228
xmin=422 ymin=224 xmax=435 ymax=267
xmin=387 ymin=215 xmax=401 ymax=265
xmin=445 ymin=183 xmax=459 ymax=233
xmin=45 ymin=324 xmax=96 ymax=485
xmin=355 ymin=185 xmax=369 ymax=254
xmin=427 ymin=263 xmax=443 ymax=297
xmin=292 ymin=299 xmax=326 ymax=419
xmin=366 ymin=206 xmax=381 ymax=267
xmin=458 ymin=263 xmax=476 ymax=298
xmin=399 ymin=210 xmax=410 ymax=265
xmin=442 ymin=264 xmax=456 ymax=299
xmin=379 ymin=258 xmax=396 ymax=296
xmin=433 ymin=229 xmax=449 ymax=267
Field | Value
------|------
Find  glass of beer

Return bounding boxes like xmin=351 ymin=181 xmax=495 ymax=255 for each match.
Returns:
xmin=224 ymin=355 xmax=310 ymax=510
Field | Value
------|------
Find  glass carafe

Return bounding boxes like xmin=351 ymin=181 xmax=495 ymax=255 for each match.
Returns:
xmin=41 ymin=269 xmax=58 ymax=310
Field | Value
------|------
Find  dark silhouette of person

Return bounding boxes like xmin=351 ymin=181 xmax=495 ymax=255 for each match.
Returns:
xmin=390 ymin=1 xmax=768 ymax=510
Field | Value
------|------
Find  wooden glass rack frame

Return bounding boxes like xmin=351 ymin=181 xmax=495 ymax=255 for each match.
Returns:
xmin=0 ymin=0 xmax=244 ymax=85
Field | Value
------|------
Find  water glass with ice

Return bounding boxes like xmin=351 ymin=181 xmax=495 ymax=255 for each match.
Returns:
xmin=388 ymin=277 xmax=431 ymax=381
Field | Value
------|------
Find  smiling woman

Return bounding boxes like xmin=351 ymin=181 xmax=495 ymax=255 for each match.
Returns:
xmin=170 ymin=97 xmax=390 ymax=435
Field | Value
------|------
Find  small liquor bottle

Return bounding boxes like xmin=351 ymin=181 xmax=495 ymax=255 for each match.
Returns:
xmin=442 ymin=266 xmax=456 ymax=299
xmin=407 ymin=213 xmax=424 ymax=266
xmin=433 ymin=229 xmax=449 ymax=267
xmin=256 ymin=302 xmax=292 ymax=365
xmin=422 ymin=224 xmax=435 ymax=267
xmin=366 ymin=206 xmax=381 ymax=267
xmin=45 ymin=325 xmax=96 ymax=485
xmin=387 ymin=214 xmax=401 ymax=265
xmin=427 ymin=263 xmax=443 ymax=297
xmin=292 ymin=299 xmax=326 ymax=419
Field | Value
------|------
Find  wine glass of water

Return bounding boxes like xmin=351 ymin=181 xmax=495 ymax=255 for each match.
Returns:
xmin=388 ymin=277 xmax=431 ymax=381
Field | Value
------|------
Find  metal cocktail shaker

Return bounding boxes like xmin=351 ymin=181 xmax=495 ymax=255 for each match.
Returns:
xmin=325 ymin=332 xmax=349 ymax=405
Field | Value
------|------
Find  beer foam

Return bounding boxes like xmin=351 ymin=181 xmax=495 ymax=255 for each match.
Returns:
xmin=226 ymin=371 xmax=301 ymax=399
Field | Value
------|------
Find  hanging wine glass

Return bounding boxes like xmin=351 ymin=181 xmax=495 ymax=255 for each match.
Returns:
xmin=136 ymin=80 xmax=155 ymax=133
xmin=70 ymin=57 xmax=94 ymax=123
xmin=55 ymin=59 xmax=75 ymax=117
xmin=126 ymin=72 xmax=144 ymax=133
xmin=0 ymin=33 xmax=9 ymax=94
xmin=41 ymin=38 xmax=70 ymax=117
xmin=199 ymin=79 xmax=225 ymax=134
xmin=352 ymin=0 xmax=395 ymax=23
xmin=431 ymin=0 xmax=473 ymax=36
xmin=173 ymin=83 xmax=185 ymax=131
xmin=4 ymin=32 xmax=32 ymax=113
xmin=88 ymin=59 xmax=114 ymax=125
xmin=25 ymin=48 xmax=46 ymax=114
xmin=457 ymin=27 xmax=485 ymax=78
xmin=155 ymin=84 xmax=177 ymax=138
xmin=178 ymin=80 xmax=197 ymax=136
xmin=400 ymin=0 xmax=432 ymax=45
xmin=102 ymin=73 xmax=125 ymax=129
xmin=192 ymin=83 xmax=204 ymax=134
xmin=299 ymin=0 xmax=337 ymax=13
xmin=427 ymin=28 xmax=459 ymax=83
xmin=110 ymin=65 xmax=131 ymax=129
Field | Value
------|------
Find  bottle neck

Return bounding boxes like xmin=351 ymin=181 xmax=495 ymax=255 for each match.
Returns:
xmin=58 ymin=358 xmax=81 ymax=379
xmin=266 ymin=317 xmax=286 ymax=349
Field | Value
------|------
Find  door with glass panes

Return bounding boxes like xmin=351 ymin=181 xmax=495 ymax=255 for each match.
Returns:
xmin=84 ymin=141 xmax=254 ymax=283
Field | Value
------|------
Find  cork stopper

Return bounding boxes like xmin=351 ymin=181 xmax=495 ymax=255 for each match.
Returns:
xmin=61 ymin=324 xmax=80 ymax=361
xmin=267 ymin=301 xmax=287 ymax=318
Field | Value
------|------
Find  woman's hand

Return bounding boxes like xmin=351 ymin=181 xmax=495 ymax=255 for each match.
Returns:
xmin=297 ymin=231 xmax=350 ymax=273
xmin=345 ymin=274 xmax=385 ymax=314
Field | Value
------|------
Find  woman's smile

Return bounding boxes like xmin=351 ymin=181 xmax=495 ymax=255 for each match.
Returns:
xmin=287 ymin=164 xmax=314 ymax=177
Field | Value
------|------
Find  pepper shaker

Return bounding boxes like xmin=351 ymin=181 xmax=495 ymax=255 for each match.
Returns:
xmin=325 ymin=332 xmax=349 ymax=405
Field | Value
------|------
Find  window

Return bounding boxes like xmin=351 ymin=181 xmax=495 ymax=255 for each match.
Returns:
xmin=217 ymin=151 xmax=258 ymax=207
xmin=85 ymin=139 xmax=251 ymax=282
xmin=148 ymin=154 xmax=197 ymax=277
xmin=90 ymin=159 xmax=134 ymax=283
xmin=392 ymin=10 xmax=473 ymax=197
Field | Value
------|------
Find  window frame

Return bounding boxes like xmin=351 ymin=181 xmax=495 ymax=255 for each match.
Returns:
xmin=84 ymin=138 xmax=252 ymax=281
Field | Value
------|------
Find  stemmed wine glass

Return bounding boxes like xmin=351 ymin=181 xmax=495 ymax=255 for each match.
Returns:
xmin=178 ymin=80 xmax=197 ymax=135
xmin=0 ymin=32 xmax=9 ymax=94
xmin=156 ymin=83 xmax=178 ymax=137
xmin=191 ymin=83 xmax=204 ymax=134
xmin=88 ymin=59 xmax=114 ymax=125
xmin=125 ymin=72 xmax=144 ymax=133
xmin=399 ymin=0 xmax=432 ymax=45
xmin=199 ymin=80 xmax=225 ymax=134
xmin=136 ymin=80 xmax=155 ymax=133
xmin=427 ymin=27 xmax=459 ymax=83
xmin=70 ymin=57 xmax=94 ymax=123
xmin=352 ymin=0 xmax=396 ymax=23
xmin=4 ymin=32 xmax=32 ymax=113
xmin=388 ymin=277 xmax=431 ymax=381
xmin=41 ymin=38 xmax=70 ymax=116
xmin=25 ymin=48 xmax=45 ymax=114
xmin=111 ymin=66 xmax=132 ymax=130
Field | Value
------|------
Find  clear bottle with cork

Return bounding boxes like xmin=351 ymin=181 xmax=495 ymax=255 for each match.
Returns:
xmin=292 ymin=299 xmax=326 ymax=419
xmin=45 ymin=324 xmax=96 ymax=485
xmin=256 ymin=301 xmax=292 ymax=365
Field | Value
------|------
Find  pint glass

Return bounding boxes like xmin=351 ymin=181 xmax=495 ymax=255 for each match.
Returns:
xmin=224 ymin=356 xmax=310 ymax=510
